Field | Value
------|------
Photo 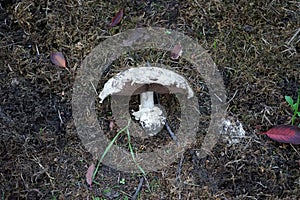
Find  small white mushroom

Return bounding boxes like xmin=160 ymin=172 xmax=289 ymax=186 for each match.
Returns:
xmin=99 ymin=66 xmax=194 ymax=136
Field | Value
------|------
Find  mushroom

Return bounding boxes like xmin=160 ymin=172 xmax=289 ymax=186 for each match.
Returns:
xmin=99 ymin=66 xmax=194 ymax=136
xmin=131 ymin=91 xmax=166 ymax=136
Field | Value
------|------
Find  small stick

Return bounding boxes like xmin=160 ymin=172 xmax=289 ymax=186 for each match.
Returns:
xmin=165 ymin=121 xmax=178 ymax=145
xmin=287 ymin=28 xmax=300 ymax=45
xmin=154 ymin=93 xmax=178 ymax=145
xmin=132 ymin=177 xmax=144 ymax=200
xmin=57 ymin=109 xmax=64 ymax=125
xmin=175 ymin=154 xmax=185 ymax=183
xmin=90 ymin=81 xmax=99 ymax=96
xmin=35 ymin=44 xmax=40 ymax=56
xmin=290 ymin=144 xmax=300 ymax=156
xmin=227 ymin=89 xmax=238 ymax=104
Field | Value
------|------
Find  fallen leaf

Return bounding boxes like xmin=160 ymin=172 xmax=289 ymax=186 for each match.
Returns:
xmin=86 ymin=163 xmax=95 ymax=186
xmin=109 ymin=120 xmax=115 ymax=131
xmin=170 ymin=44 xmax=182 ymax=60
xmin=261 ymin=125 xmax=300 ymax=144
xmin=50 ymin=52 xmax=66 ymax=68
xmin=109 ymin=8 xmax=124 ymax=28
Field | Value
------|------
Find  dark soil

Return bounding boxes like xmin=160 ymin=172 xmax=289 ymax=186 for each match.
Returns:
xmin=1 ymin=0 xmax=299 ymax=199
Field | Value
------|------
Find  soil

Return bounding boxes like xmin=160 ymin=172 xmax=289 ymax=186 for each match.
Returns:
xmin=1 ymin=0 xmax=300 ymax=199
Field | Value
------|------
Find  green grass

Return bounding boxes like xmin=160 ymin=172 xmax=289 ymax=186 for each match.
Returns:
xmin=92 ymin=120 xmax=146 ymax=185
xmin=285 ymin=88 xmax=300 ymax=127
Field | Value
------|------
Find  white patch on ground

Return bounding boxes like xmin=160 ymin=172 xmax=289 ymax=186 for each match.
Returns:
xmin=220 ymin=118 xmax=246 ymax=145
xmin=98 ymin=67 xmax=194 ymax=103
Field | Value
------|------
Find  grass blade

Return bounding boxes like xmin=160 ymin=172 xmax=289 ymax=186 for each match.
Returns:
xmin=126 ymin=128 xmax=146 ymax=176
xmin=93 ymin=120 xmax=131 ymax=179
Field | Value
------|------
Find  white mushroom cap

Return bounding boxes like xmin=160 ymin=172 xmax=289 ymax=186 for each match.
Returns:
xmin=99 ymin=67 xmax=194 ymax=103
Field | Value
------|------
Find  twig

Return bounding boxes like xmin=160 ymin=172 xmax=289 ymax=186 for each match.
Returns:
xmin=175 ymin=154 xmax=185 ymax=183
xmin=132 ymin=177 xmax=144 ymax=200
xmin=90 ymin=81 xmax=99 ymax=96
xmin=27 ymin=189 xmax=44 ymax=197
xmin=154 ymin=93 xmax=178 ymax=145
xmin=57 ymin=109 xmax=64 ymax=125
xmin=227 ymin=90 xmax=238 ymax=104
xmin=214 ymin=93 xmax=223 ymax=102
xmin=290 ymin=144 xmax=300 ymax=156
xmin=7 ymin=64 xmax=13 ymax=72
xmin=35 ymin=44 xmax=40 ymax=56
xmin=165 ymin=121 xmax=178 ymax=145
xmin=45 ymin=0 xmax=49 ymax=16
xmin=0 ymin=42 xmax=23 ymax=48
xmin=287 ymin=28 xmax=300 ymax=45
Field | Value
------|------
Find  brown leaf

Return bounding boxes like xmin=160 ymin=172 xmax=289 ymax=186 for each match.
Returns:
xmin=86 ymin=163 xmax=95 ymax=186
xmin=50 ymin=52 xmax=66 ymax=68
xmin=170 ymin=44 xmax=182 ymax=60
xmin=109 ymin=8 xmax=124 ymax=28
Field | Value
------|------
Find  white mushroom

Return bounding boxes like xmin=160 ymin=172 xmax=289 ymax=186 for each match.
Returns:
xmin=99 ymin=66 xmax=194 ymax=136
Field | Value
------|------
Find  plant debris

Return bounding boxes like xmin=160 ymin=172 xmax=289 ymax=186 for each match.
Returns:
xmin=108 ymin=8 xmax=124 ymax=28
xmin=50 ymin=52 xmax=66 ymax=68
xmin=170 ymin=44 xmax=182 ymax=60
xmin=261 ymin=125 xmax=300 ymax=144
xmin=86 ymin=163 xmax=95 ymax=186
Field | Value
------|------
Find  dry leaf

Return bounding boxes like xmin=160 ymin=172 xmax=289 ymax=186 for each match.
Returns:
xmin=261 ymin=125 xmax=300 ymax=144
xmin=109 ymin=8 xmax=124 ymax=28
xmin=170 ymin=44 xmax=182 ymax=60
xmin=109 ymin=120 xmax=115 ymax=131
xmin=50 ymin=52 xmax=66 ymax=68
xmin=86 ymin=163 xmax=95 ymax=186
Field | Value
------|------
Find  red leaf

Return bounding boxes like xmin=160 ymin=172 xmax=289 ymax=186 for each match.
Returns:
xmin=109 ymin=8 xmax=124 ymax=28
xmin=261 ymin=125 xmax=300 ymax=144
xmin=170 ymin=44 xmax=182 ymax=60
xmin=50 ymin=52 xmax=66 ymax=68
xmin=86 ymin=163 xmax=95 ymax=186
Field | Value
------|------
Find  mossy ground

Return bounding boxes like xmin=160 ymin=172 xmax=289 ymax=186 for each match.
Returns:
xmin=0 ymin=0 xmax=299 ymax=199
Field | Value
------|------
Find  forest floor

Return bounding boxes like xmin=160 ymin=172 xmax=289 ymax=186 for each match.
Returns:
xmin=1 ymin=0 xmax=299 ymax=199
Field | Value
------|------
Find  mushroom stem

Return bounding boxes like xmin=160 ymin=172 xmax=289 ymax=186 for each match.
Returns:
xmin=140 ymin=91 xmax=154 ymax=109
